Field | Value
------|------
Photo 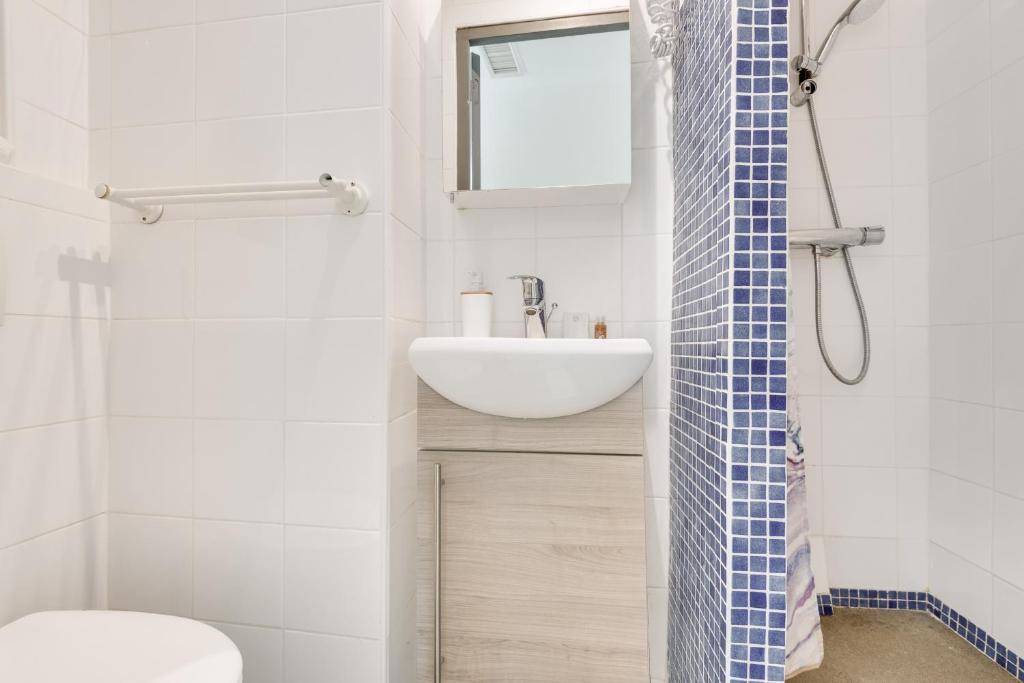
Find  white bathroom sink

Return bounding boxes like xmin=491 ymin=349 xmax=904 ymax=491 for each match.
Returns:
xmin=408 ymin=337 xmax=653 ymax=419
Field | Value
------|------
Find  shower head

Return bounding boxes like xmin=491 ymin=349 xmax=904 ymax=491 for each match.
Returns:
xmin=813 ymin=0 xmax=886 ymax=66
xmin=846 ymin=0 xmax=886 ymax=24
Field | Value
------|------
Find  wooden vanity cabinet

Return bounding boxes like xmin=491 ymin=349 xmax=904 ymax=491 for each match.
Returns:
xmin=416 ymin=381 xmax=650 ymax=683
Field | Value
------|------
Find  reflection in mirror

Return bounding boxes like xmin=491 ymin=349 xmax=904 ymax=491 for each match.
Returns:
xmin=457 ymin=13 xmax=631 ymax=192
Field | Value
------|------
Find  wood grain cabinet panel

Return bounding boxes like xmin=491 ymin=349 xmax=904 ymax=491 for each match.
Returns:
xmin=417 ymin=450 xmax=649 ymax=682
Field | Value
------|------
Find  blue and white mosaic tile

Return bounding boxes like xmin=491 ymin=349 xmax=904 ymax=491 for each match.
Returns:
xmin=669 ymin=1 xmax=788 ymax=682
xmin=819 ymin=589 xmax=1024 ymax=682
xmin=728 ymin=1 xmax=789 ymax=681
xmin=668 ymin=0 xmax=733 ymax=678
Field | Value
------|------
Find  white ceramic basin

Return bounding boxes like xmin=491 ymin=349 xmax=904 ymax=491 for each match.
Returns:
xmin=408 ymin=337 xmax=653 ymax=419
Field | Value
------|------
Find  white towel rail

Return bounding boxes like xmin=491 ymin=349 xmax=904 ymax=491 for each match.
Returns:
xmin=94 ymin=173 xmax=369 ymax=224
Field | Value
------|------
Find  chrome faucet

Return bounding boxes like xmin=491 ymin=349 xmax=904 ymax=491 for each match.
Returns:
xmin=508 ymin=275 xmax=557 ymax=339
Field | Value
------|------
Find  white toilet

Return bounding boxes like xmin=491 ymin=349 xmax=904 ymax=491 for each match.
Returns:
xmin=0 ymin=610 xmax=242 ymax=682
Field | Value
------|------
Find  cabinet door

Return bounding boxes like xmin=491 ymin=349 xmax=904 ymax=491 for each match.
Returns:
xmin=417 ymin=451 xmax=649 ymax=683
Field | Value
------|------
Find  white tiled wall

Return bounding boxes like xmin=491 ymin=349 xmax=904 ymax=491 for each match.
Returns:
xmin=0 ymin=0 xmax=110 ymax=629
xmin=925 ymin=0 xmax=1024 ymax=657
xmin=96 ymin=1 xmax=421 ymax=680
xmin=788 ymin=0 xmax=931 ymax=593
xmin=424 ymin=2 xmax=671 ymax=679
xmin=0 ymin=172 xmax=110 ymax=624
xmin=3 ymin=0 xmax=95 ymax=184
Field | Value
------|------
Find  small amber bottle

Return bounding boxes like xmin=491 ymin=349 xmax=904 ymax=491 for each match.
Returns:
xmin=594 ymin=316 xmax=607 ymax=339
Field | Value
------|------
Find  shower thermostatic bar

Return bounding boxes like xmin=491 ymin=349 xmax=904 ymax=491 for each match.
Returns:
xmin=94 ymin=173 xmax=369 ymax=224
xmin=789 ymin=226 xmax=885 ymax=256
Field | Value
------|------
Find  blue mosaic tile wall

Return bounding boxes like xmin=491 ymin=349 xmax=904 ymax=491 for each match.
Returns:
xmin=818 ymin=589 xmax=1024 ymax=681
xmin=668 ymin=2 xmax=788 ymax=682
xmin=728 ymin=2 xmax=789 ymax=681
xmin=668 ymin=0 xmax=733 ymax=678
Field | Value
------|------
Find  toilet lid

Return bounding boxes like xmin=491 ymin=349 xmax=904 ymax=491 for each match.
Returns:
xmin=0 ymin=611 xmax=243 ymax=683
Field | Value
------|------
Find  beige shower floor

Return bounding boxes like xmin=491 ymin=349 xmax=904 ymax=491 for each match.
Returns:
xmin=792 ymin=609 xmax=1015 ymax=682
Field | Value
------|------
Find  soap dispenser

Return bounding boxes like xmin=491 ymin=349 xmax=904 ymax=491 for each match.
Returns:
xmin=461 ymin=271 xmax=493 ymax=337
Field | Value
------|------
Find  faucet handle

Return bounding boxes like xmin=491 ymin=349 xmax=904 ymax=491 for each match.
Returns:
xmin=507 ymin=275 xmax=544 ymax=305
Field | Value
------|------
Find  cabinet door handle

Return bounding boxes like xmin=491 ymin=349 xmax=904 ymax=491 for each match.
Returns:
xmin=434 ymin=462 xmax=442 ymax=683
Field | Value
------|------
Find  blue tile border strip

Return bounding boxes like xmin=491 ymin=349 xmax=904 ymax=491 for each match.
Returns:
xmin=728 ymin=1 xmax=789 ymax=681
xmin=819 ymin=589 xmax=1024 ymax=681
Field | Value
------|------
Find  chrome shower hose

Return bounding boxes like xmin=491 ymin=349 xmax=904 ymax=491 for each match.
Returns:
xmin=806 ymin=97 xmax=871 ymax=385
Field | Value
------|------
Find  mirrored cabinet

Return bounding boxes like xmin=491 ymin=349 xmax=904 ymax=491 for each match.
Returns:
xmin=443 ymin=4 xmax=632 ymax=208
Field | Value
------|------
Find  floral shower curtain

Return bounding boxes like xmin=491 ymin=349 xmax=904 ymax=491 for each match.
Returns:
xmin=785 ymin=296 xmax=825 ymax=678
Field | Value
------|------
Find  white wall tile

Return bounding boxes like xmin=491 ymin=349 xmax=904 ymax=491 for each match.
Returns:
xmin=0 ymin=419 xmax=107 ymax=549
xmin=389 ymin=218 xmax=424 ymax=321
xmin=195 ymin=218 xmax=285 ymax=318
xmin=820 ymin=396 xmax=895 ymax=467
xmin=929 ymin=472 xmax=993 ymax=570
xmin=993 ymin=493 xmax=1024 ymax=590
xmin=0 ymin=316 xmax=107 ymax=431
xmin=645 ymin=497 xmax=668 ymax=588
xmin=928 ymin=81 xmax=990 ymax=182
xmin=994 ymin=408 xmax=1024 ymax=499
xmin=111 ymin=27 xmax=196 ymax=127
xmin=822 ymin=466 xmax=898 ymax=538
xmin=929 ymin=541 xmax=993 ymax=631
xmin=894 ymin=398 xmax=930 ymax=468
xmin=622 ymin=147 xmax=672 ymax=234
xmin=0 ymin=202 xmax=110 ymax=319
xmin=198 ymin=0 xmax=285 ymax=23
xmin=824 ymin=536 xmax=899 ymax=588
xmin=196 ymin=117 xmax=286 ymax=184
xmin=536 ymin=236 xmax=622 ymax=322
xmin=387 ymin=410 xmax=417 ymax=520
xmin=898 ymin=538 xmax=929 ymax=591
xmin=194 ymin=520 xmax=284 ymax=626
xmin=194 ymin=420 xmax=284 ymax=523
xmin=647 ymin=587 xmax=668 ymax=681
xmin=897 ymin=468 xmax=928 ymax=539
xmin=110 ymin=320 xmax=193 ymax=417
xmin=283 ymin=631 xmax=381 ymax=683
xmin=929 ymin=324 xmax=993 ymax=405
xmin=993 ymin=324 xmax=1024 ymax=411
xmin=111 ymin=0 xmax=194 ymax=32
xmin=623 ymin=233 xmax=671 ymax=322
xmin=284 ymin=526 xmax=382 ymax=637
xmin=112 ymin=221 xmax=195 ymax=319
xmin=285 ymin=213 xmax=384 ymax=318
xmin=109 ymin=417 xmax=192 ymax=517
xmin=452 ymin=207 xmax=535 ymax=240
xmin=108 ymin=514 xmax=192 ymax=617
xmin=0 ymin=517 xmax=107 ymax=626
xmin=926 ymin=7 xmax=990 ymax=110
xmin=631 ymin=61 xmax=671 ymax=149
xmin=207 ymin=622 xmax=284 ymax=683
xmin=197 ymin=17 xmax=285 ymax=120
xmin=194 ymin=321 xmax=286 ymax=419
xmin=644 ymin=409 xmax=669 ymax=498
xmin=110 ymin=123 xmax=196 ymax=188
xmin=284 ymin=422 xmax=384 ymax=529
xmin=991 ymin=58 xmax=1024 ymax=156
xmin=285 ymin=109 xmax=383 ymax=212
xmin=535 ymin=204 xmax=621 ymax=238
xmin=389 ymin=13 xmax=422 ymax=149
xmin=286 ymin=5 xmax=382 ymax=112
xmin=930 ymin=399 xmax=993 ymax=487
xmin=10 ymin=0 xmax=89 ymax=126
xmin=285 ymin=320 xmax=385 ymax=422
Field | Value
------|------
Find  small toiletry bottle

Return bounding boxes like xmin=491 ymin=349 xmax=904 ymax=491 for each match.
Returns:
xmin=461 ymin=271 xmax=493 ymax=337
xmin=594 ymin=316 xmax=608 ymax=339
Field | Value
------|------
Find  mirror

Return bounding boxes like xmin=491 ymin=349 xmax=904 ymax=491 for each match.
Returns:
xmin=456 ymin=12 xmax=631 ymax=194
